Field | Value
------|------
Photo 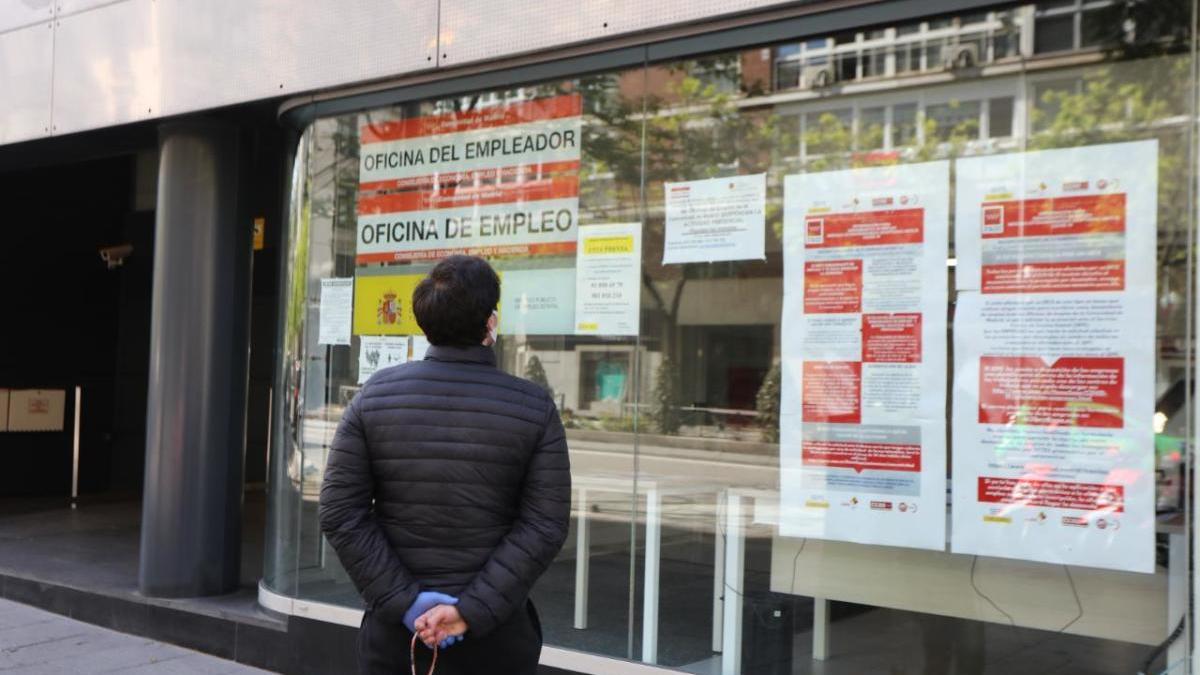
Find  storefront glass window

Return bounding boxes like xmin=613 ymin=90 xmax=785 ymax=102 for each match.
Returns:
xmin=267 ymin=2 xmax=1197 ymax=672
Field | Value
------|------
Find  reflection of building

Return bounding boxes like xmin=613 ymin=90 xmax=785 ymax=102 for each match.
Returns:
xmin=0 ymin=1 xmax=1193 ymax=674
xmin=599 ymin=2 xmax=1191 ymax=439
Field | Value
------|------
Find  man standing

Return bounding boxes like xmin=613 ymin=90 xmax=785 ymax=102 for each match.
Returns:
xmin=319 ymin=255 xmax=572 ymax=674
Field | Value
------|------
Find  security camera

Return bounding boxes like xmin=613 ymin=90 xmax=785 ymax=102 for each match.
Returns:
xmin=99 ymin=243 xmax=133 ymax=269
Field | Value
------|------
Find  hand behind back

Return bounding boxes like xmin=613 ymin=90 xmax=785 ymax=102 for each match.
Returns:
xmin=415 ymin=604 xmax=469 ymax=648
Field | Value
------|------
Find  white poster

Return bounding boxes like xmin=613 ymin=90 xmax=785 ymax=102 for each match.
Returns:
xmin=499 ymin=268 xmax=576 ymax=336
xmin=356 ymin=95 xmax=582 ymax=336
xmin=574 ymin=223 xmax=642 ymax=336
xmin=663 ymin=173 xmax=766 ymax=264
xmin=411 ymin=335 xmax=431 ymax=362
xmin=358 ymin=336 xmax=409 ymax=384
xmin=952 ymin=141 xmax=1158 ymax=573
xmin=356 ymin=94 xmax=581 ymax=265
xmin=318 ymin=278 xmax=354 ymax=346
xmin=779 ymin=161 xmax=950 ymax=550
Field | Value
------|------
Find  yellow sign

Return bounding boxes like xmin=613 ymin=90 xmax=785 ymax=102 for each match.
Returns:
xmin=583 ymin=235 xmax=634 ymax=255
xmin=253 ymin=217 xmax=265 ymax=251
xmin=353 ymin=274 xmax=424 ymax=336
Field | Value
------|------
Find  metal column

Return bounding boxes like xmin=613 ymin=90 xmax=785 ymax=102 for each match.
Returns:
xmin=139 ymin=120 xmax=252 ymax=598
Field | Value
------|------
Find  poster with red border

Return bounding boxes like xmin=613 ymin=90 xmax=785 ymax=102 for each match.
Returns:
xmin=355 ymin=94 xmax=582 ymax=336
xmin=952 ymin=140 xmax=1157 ymax=573
xmin=779 ymin=161 xmax=949 ymax=551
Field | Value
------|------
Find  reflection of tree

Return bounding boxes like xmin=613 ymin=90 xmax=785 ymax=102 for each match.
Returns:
xmin=651 ymin=357 xmax=681 ymax=435
xmin=1027 ymin=37 xmax=1193 ymax=354
xmin=755 ymin=363 xmax=781 ymax=443
xmin=575 ymin=61 xmax=794 ymax=429
xmin=524 ymin=355 xmax=555 ymax=402
xmin=579 ymin=60 xmax=792 ymax=387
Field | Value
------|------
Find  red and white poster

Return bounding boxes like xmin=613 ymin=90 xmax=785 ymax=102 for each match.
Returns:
xmin=952 ymin=140 xmax=1158 ymax=573
xmin=780 ymin=161 xmax=949 ymax=550
xmin=356 ymin=94 xmax=582 ymax=335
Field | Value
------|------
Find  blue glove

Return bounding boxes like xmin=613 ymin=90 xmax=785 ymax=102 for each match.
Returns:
xmin=402 ymin=592 xmax=458 ymax=633
xmin=438 ymin=635 xmax=464 ymax=649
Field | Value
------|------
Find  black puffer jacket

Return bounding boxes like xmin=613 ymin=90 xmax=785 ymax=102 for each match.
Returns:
xmin=318 ymin=344 xmax=571 ymax=637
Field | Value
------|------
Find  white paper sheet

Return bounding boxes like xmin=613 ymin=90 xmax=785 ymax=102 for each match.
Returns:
xmin=499 ymin=268 xmax=577 ymax=336
xmin=951 ymin=141 xmax=1158 ymax=573
xmin=779 ymin=161 xmax=950 ymax=551
xmin=663 ymin=173 xmax=766 ymax=264
xmin=411 ymin=335 xmax=431 ymax=362
xmin=318 ymin=278 xmax=354 ymax=346
xmin=574 ymin=223 xmax=642 ymax=337
xmin=358 ymin=335 xmax=409 ymax=384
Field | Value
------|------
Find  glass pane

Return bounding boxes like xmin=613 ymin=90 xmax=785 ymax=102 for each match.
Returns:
xmin=776 ymin=44 xmax=800 ymax=59
xmin=805 ymin=109 xmax=853 ymax=156
xmin=776 ymin=59 xmax=802 ymax=90
xmin=988 ymin=96 xmax=1015 ymax=138
xmin=859 ymin=107 xmax=886 ymax=150
xmin=1035 ymin=15 xmax=1076 ymax=53
xmin=992 ymin=24 xmax=1022 ymax=59
xmin=893 ymin=102 xmax=919 ymax=147
xmin=266 ymin=3 xmax=1196 ymax=674
xmin=1030 ymin=78 xmax=1078 ymax=133
xmin=925 ymin=99 xmax=982 ymax=142
xmin=629 ymin=4 xmax=1194 ymax=674
xmin=862 ymin=47 xmax=888 ymax=78
xmin=277 ymin=70 xmax=647 ymax=660
xmin=1080 ymin=8 xmax=1114 ymax=48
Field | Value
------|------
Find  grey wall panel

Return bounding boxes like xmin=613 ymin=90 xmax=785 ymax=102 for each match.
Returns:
xmin=0 ymin=21 xmax=53 ymax=144
xmin=4 ymin=0 xmax=847 ymax=145
xmin=57 ymin=0 xmax=130 ymax=18
xmin=0 ymin=0 xmax=53 ymax=34
xmin=157 ymin=0 xmax=437 ymax=116
xmin=51 ymin=0 xmax=161 ymax=135
xmin=437 ymin=0 xmax=796 ymax=65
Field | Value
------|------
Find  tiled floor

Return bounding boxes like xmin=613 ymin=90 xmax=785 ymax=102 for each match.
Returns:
xmin=0 ymin=598 xmax=272 ymax=674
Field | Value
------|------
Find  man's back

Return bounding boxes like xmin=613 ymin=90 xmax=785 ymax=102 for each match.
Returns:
xmin=318 ymin=341 xmax=570 ymax=643
xmin=351 ymin=345 xmax=563 ymax=593
xmin=318 ymin=256 xmax=571 ymax=674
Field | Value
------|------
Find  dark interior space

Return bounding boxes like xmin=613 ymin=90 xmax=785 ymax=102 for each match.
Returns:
xmin=0 ymin=113 xmax=287 ymax=500
xmin=0 ymin=155 xmax=151 ymax=498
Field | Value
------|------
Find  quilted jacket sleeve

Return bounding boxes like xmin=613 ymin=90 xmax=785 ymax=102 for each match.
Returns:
xmin=318 ymin=394 xmax=421 ymax=622
xmin=454 ymin=398 xmax=572 ymax=637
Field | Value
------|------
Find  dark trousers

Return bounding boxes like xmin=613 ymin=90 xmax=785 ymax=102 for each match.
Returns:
xmin=358 ymin=600 xmax=543 ymax=675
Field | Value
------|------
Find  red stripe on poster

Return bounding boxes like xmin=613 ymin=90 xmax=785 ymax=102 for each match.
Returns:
xmin=358 ymin=176 xmax=579 ymax=215
xmin=358 ymin=160 xmax=582 ymax=193
xmin=361 ymin=94 xmax=583 ymax=143
xmin=356 ymin=240 xmax=578 ymax=264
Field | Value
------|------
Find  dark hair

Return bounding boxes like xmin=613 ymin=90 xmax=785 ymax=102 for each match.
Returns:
xmin=412 ymin=255 xmax=500 ymax=346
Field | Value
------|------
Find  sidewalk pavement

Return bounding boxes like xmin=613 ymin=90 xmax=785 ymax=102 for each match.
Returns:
xmin=0 ymin=598 xmax=272 ymax=674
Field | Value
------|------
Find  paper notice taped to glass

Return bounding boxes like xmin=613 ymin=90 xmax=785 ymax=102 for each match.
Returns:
xmin=663 ymin=173 xmax=766 ymax=264
xmin=318 ymin=278 xmax=354 ymax=346
xmin=950 ymin=140 xmax=1158 ymax=573
xmin=779 ymin=160 xmax=950 ymax=551
xmin=574 ymin=223 xmax=642 ymax=336
xmin=411 ymin=335 xmax=431 ymax=362
xmin=358 ymin=335 xmax=409 ymax=384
